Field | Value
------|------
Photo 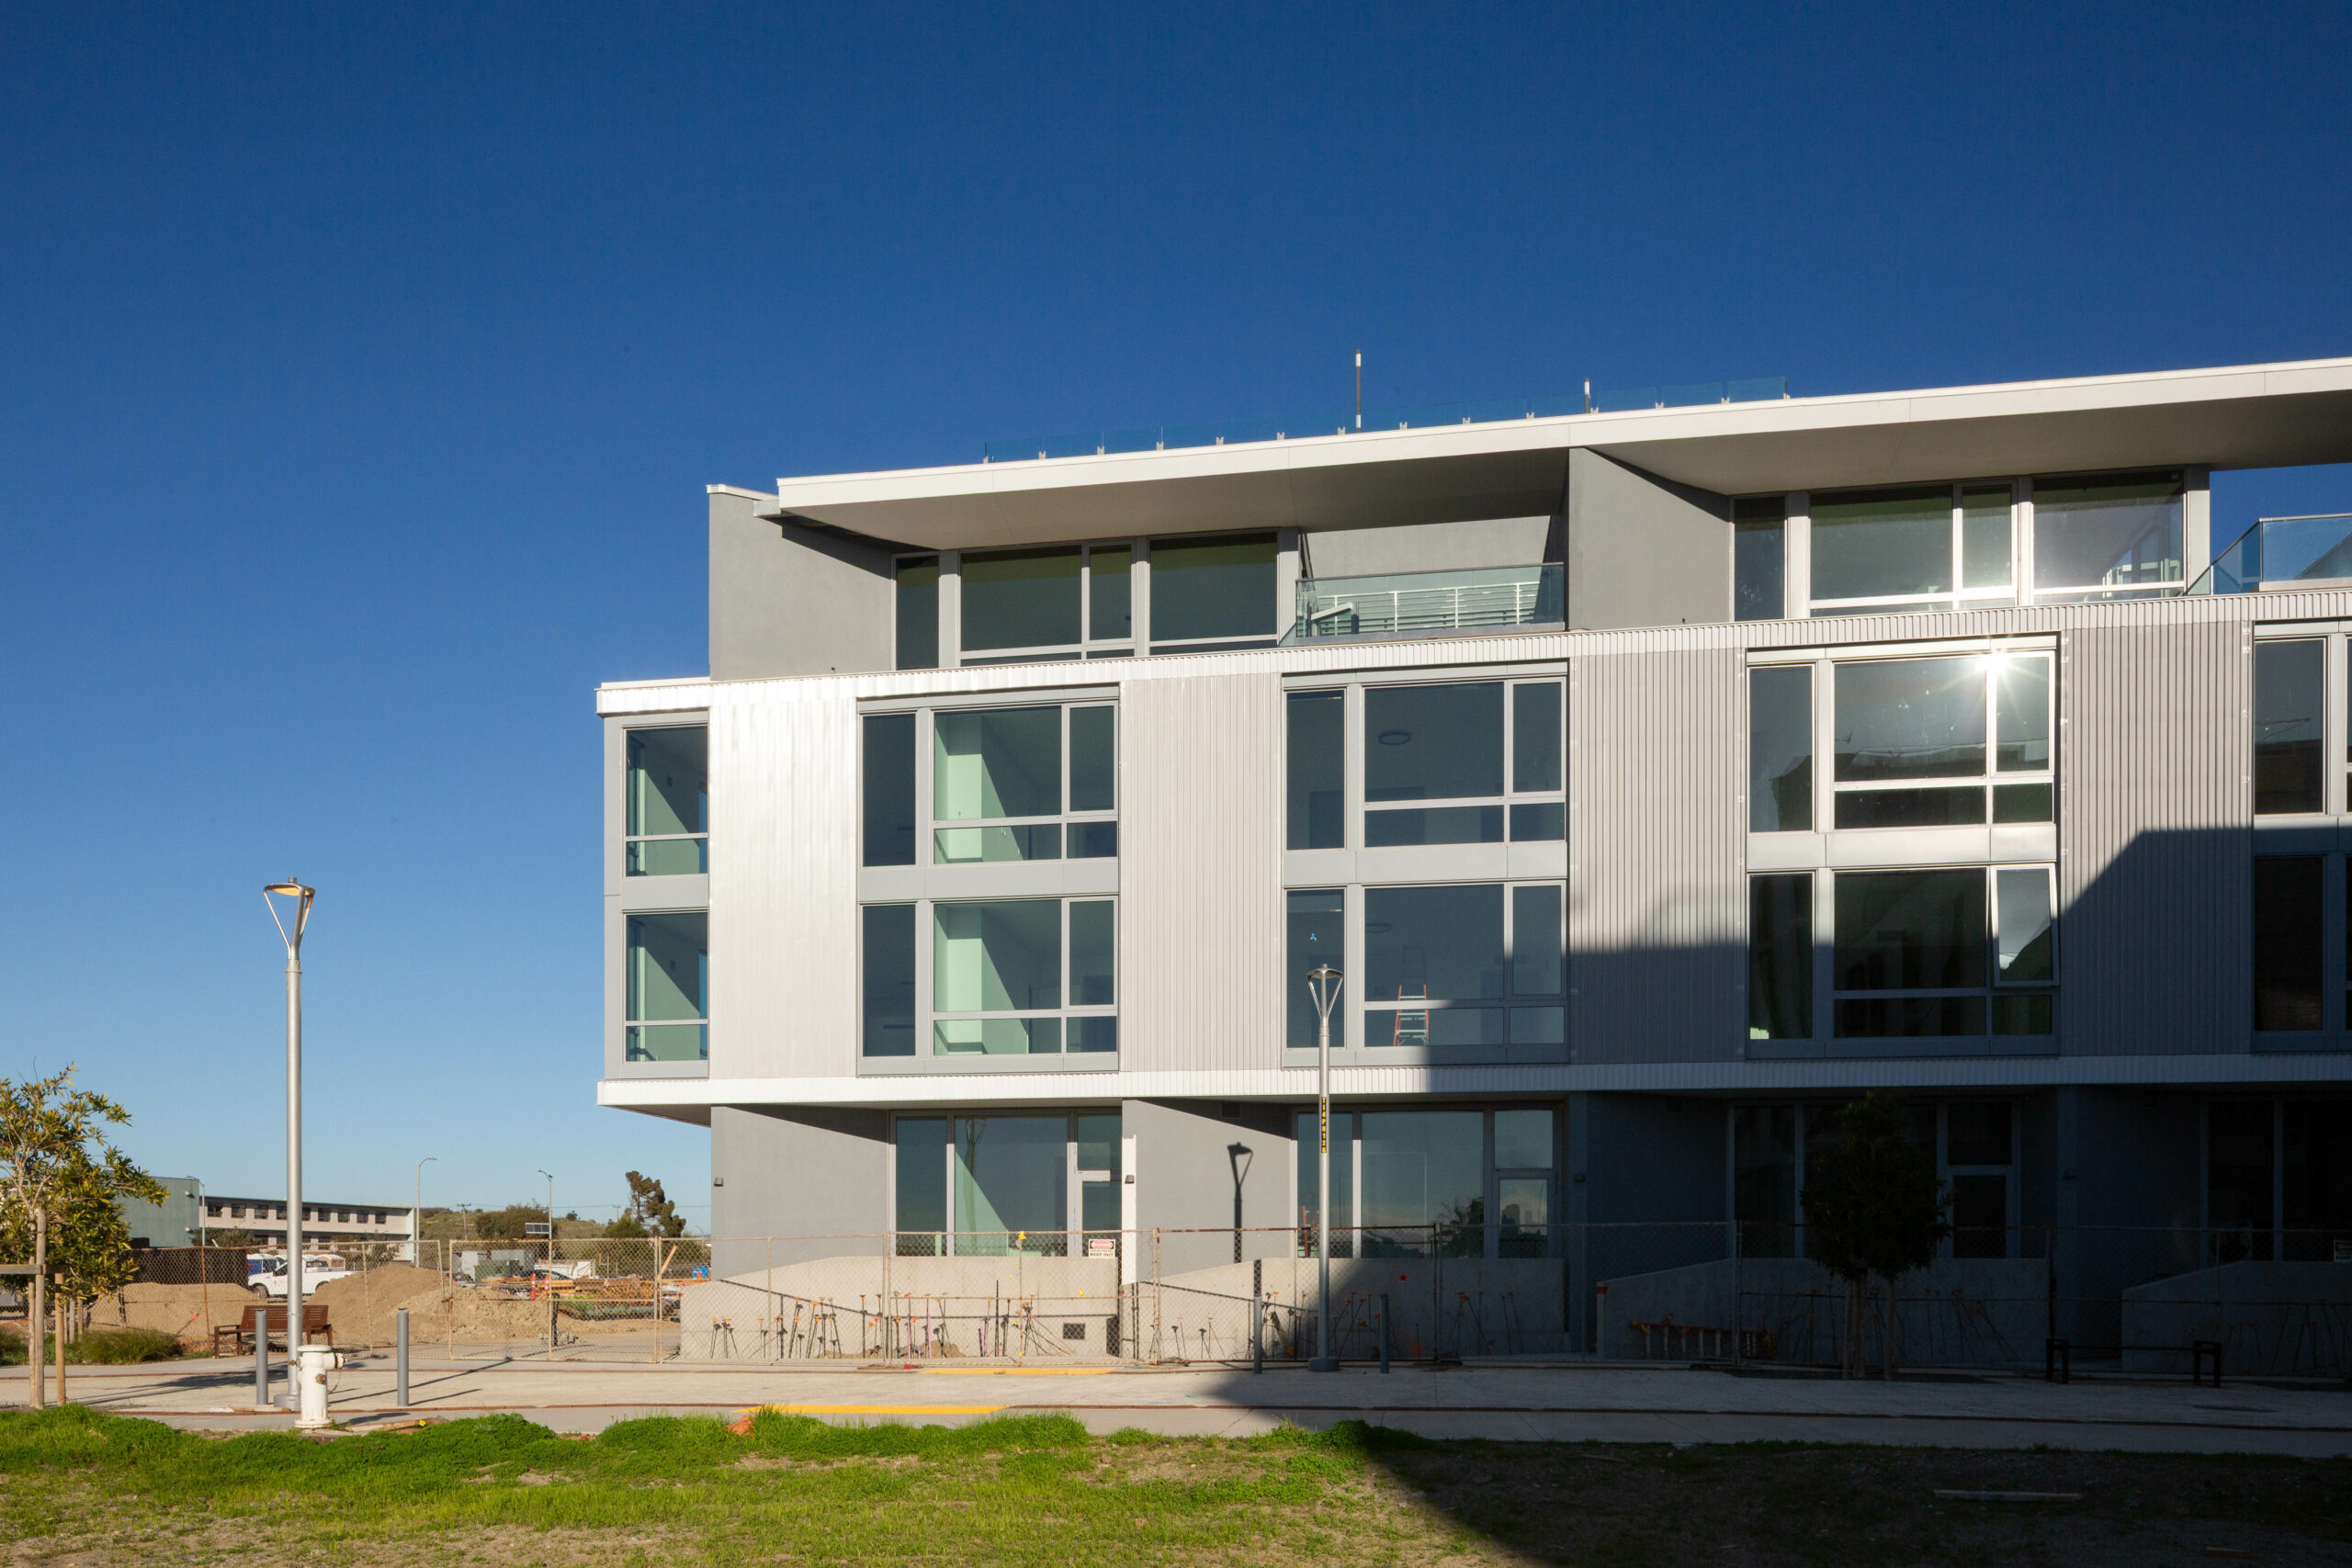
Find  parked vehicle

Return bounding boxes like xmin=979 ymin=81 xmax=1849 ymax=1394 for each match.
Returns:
xmin=246 ymin=1252 xmax=354 ymax=1296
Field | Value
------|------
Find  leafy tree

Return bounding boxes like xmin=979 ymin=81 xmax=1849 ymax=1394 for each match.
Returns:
xmin=1799 ymin=1090 xmax=1949 ymax=1379
xmin=0 ymin=1067 xmax=164 ymax=1409
xmin=623 ymin=1172 xmax=688 ymax=1238
xmin=605 ymin=1211 xmax=650 ymax=1240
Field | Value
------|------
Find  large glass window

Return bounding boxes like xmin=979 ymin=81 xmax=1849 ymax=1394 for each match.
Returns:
xmin=861 ymin=905 xmax=916 ymax=1057
xmin=1831 ymin=866 xmax=2054 ymax=1037
xmin=1363 ymin=883 xmax=1564 ymax=1048
xmin=955 ymin=1115 xmax=1067 ymax=1255
xmin=1302 ymin=1107 xmax=1555 ymax=1260
xmin=1747 ymin=666 xmax=1813 ymax=831
xmin=2032 ymin=470 xmax=2184 ymax=602
xmin=2254 ymin=855 xmax=2323 ymax=1031
xmin=625 ymin=727 xmax=707 ymax=875
xmin=624 ymin=912 xmax=707 ymax=1061
xmin=957 ymin=543 xmax=1136 ymax=664
xmin=1832 ymin=653 xmax=2053 ymax=828
xmin=929 ymin=897 xmax=1116 ymax=1056
xmin=1361 ymin=1111 xmax=1486 ymax=1256
xmin=1148 ymin=532 xmax=1277 ymax=648
xmin=1733 ymin=496 xmax=1786 ymax=621
xmin=861 ymin=713 xmax=916 ymax=866
xmin=1285 ymin=889 xmax=1346 ymax=1049
xmin=960 ymin=547 xmax=1081 ymax=655
xmin=1809 ymin=482 xmax=2018 ymax=615
xmin=893 ymin=1116 xmax=946 ymax=1252
xmin=2255 ymin=638 xmax=2324 ymax=815
xmin=1363 ymin=679 xmax=1564 ymax=845
xmin=1286 ymin=691 xmax=1344 ymax=849
xmin=1811 ymin=485 xmax=1955 ymax=610
xmin=2208 ymin=1100 xmax=2276 ymax=1262
xmin=1747 ymin=874 xmax=1812 ymax=1040
xmin=895 ymin=557 xmax=939 ymax=671
xmin=930 ymin=703 xmax=1116 ymax=863
xmin=896 ymin=1111 xmax=1119 ymax=1258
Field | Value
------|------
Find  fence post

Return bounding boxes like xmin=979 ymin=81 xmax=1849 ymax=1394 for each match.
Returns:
xmin=254 ymin=1314 xmax=270 ymax=1409
xmin=394 ymin=1308 xmax=410 ymax=1406
xmin=1595 ymin=1282 xmax=1608 ymax=1360
xmin=1380 ymin=1292 xmax=1390 ymax=1373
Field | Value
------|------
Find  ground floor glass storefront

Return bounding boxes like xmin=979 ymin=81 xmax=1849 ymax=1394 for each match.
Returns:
xmin=1294 ymin=1106 xmax=1556 ymax=1258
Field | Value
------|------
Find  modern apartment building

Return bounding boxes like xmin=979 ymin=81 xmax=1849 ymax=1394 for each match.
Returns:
xmin=599 ymin=356 xmax=2352 ymax=1356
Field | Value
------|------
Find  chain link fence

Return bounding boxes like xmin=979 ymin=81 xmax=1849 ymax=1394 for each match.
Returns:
xmin=74 ymin=1224 xmax=2352 ymax=1377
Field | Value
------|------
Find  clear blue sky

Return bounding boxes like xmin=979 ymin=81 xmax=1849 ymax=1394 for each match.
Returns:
xmin=3 ymin=5 xmax=2347 ymax=1224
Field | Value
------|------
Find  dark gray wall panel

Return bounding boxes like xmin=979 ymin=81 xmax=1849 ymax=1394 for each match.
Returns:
xmin=1126 ymin=1098 xmax=1294 ymax=1273
xmin=709 ymin=1104 xmax=890 ymax=1271
xmin=1569 ymin=647 xmax=1746 ymax=1064
xmin=1301 ymin=515 xmax=1554 ymax=578
xmin=1564 ymin=450 xmax=1730 ymax=630
xmin=2060 ymin=619 xmax=2252 ymax=1055
xmin=711 ymin=491 xmax=894 ymax=679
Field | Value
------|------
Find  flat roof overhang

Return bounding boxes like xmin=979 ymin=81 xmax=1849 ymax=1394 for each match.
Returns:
xmin=764 ymin=356 xmax=2352 ymax=551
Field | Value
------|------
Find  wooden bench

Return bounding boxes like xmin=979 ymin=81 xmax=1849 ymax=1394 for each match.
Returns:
xmin=211 ymin=1302 xmax=332 ymax=1358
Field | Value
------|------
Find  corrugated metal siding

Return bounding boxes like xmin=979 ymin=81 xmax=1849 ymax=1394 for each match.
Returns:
xmin=2060 ymin=618 xmax=2251 ymax=1055
xmin=1568 ymin=646 xmax=1746 ymax=1063
xmin=709 ymin=680 xmax=862 ymax=1080
xmin=1119 ymin=671 xmax=1284 ymax=1073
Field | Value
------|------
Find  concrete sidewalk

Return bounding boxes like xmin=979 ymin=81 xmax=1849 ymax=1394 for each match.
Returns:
xmin=16 ymin=1355 xmax=2351 ymax=1455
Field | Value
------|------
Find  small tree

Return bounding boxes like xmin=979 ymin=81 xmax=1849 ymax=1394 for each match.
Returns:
xmin=1800 ymin=1091 xmax=1948 ymax=1379
xmin=622 ymin=1172 xmax=688 ymax=1238
xmin=0 ymin=1068 xmax=163 ymax=1409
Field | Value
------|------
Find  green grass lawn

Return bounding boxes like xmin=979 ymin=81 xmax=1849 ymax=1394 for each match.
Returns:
xmin=0 ymin=1404 xmax=2346 ymax=1565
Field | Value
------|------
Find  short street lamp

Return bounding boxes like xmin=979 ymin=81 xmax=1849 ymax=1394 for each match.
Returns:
xmin=1306 ymin=964 xmax=1343 ymax=1372
xmin=263 ymin=879 xmax=315 ymax=1380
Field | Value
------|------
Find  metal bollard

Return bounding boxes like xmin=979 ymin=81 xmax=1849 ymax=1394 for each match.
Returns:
xmin=1251 ymin=1258 xmax=1263 ymax=1374
xmin=254 ymin=1313 xmax=270 ymax=1409
xmin=1379 ymin=1293 xmax=1390 ymax=1373
xmin=395 ymin=1308 xmax=410 ymax=1406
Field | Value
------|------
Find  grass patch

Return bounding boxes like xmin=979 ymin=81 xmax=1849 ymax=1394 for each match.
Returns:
xmin=0 ymin=1404 xmax=2345 ymax=1565
xmin=0 ymin=1325 xmax=182 ymax=1365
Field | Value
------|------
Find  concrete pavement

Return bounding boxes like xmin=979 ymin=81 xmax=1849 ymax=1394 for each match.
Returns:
xmin=13 ymin=1354 xmax=2350 ymax=1455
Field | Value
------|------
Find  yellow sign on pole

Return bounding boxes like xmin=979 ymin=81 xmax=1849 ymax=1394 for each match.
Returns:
xmin=1318 ymin=1099 xmax=1329 ymax=1154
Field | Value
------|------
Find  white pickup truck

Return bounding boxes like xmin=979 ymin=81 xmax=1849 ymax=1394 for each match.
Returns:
xmin=247 ymin=1253 xmax=355 ymax=1296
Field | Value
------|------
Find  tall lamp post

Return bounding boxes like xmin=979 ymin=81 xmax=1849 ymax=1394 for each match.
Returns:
xmin=414 ymin=1156 xmax=436 ymax=1265
xmin=537 ymin=1169 xmax=555 ymax=1252
xmin=1306 ymin=964 xmax=1343 ymax=1372
xmin=264 ymin=878 xmax=315 ymax=1377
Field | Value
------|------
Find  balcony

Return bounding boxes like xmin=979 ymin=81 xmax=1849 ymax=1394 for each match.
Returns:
xmin=1282 ymin=564 xmax=1565 ymax=645
xmin=2188 ymin=513 xmax=2352 ymax=594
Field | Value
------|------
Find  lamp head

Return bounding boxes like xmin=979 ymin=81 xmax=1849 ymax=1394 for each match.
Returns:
xmin=1306 ymin=963 xmax=1344 ymax=1020
xmin=263 ymin=878 xmax=315 ymax=952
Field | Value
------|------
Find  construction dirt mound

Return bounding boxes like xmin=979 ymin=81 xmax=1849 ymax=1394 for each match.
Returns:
xmin=95 ymin=1282 xmax=255 ymax=1344
xmin=309 ymin=1265 xmax=457 ymax=1346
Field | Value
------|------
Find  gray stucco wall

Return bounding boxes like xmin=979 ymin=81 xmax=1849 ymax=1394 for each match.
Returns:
xmin=1125 ymin=1098 xmax=1294 ymax=1275
xmin=1563 ymin=449 xmax=1729 ymax=629
xmin=710 ymin=491 xmax=895 ymax=679
xmin=709 ymin=1105 xmax=891 ymax=1272
xmin=1300 ymin=515 xmax=1555 ymax=578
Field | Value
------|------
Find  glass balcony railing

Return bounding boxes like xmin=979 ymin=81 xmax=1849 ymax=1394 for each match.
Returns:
xmin=983 ymin=378 xmax=1787 ymax=462
xmin=2187 ymin=514 xmax=2352 ymax=594
xmin=1282 ymin=564 xmax=1565 ymax=644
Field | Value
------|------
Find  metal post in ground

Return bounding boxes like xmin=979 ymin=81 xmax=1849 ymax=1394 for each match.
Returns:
xmin=254 ymin=1315 xmax=270 ymax=1408
xmin=1252 ymin=1258 xmax=1263 ymax=1373
xmin=1380 ymin=1293 xmax=1390 ymax=1373
xmin=394 ymin=1308 xmax=410 ymax=1406
xmin=1306 ymin=964 xmax=1343 ymax=1372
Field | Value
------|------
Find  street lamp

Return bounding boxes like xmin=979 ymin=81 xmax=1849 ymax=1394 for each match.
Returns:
xmin=537 ymin=1169 xmax=555 ymax=1251
xmin=263 ymin=878 xmax=315 ymax=1376
xmin=414 ymin=1157 xmax=436 ymax=1265
xmin=1306 ymin=963 xmax=1343 ymax=1372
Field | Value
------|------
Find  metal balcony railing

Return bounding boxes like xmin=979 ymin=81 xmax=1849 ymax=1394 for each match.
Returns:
xmin=2188 ymin=513 xmax=2352 ymax=594
xmin=1282 ymin=563 xmax=1565 ymax=644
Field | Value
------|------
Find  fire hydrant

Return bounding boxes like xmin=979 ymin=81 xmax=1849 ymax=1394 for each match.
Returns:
xmin=294 ymin=1343 xmax=338 ymax=1430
